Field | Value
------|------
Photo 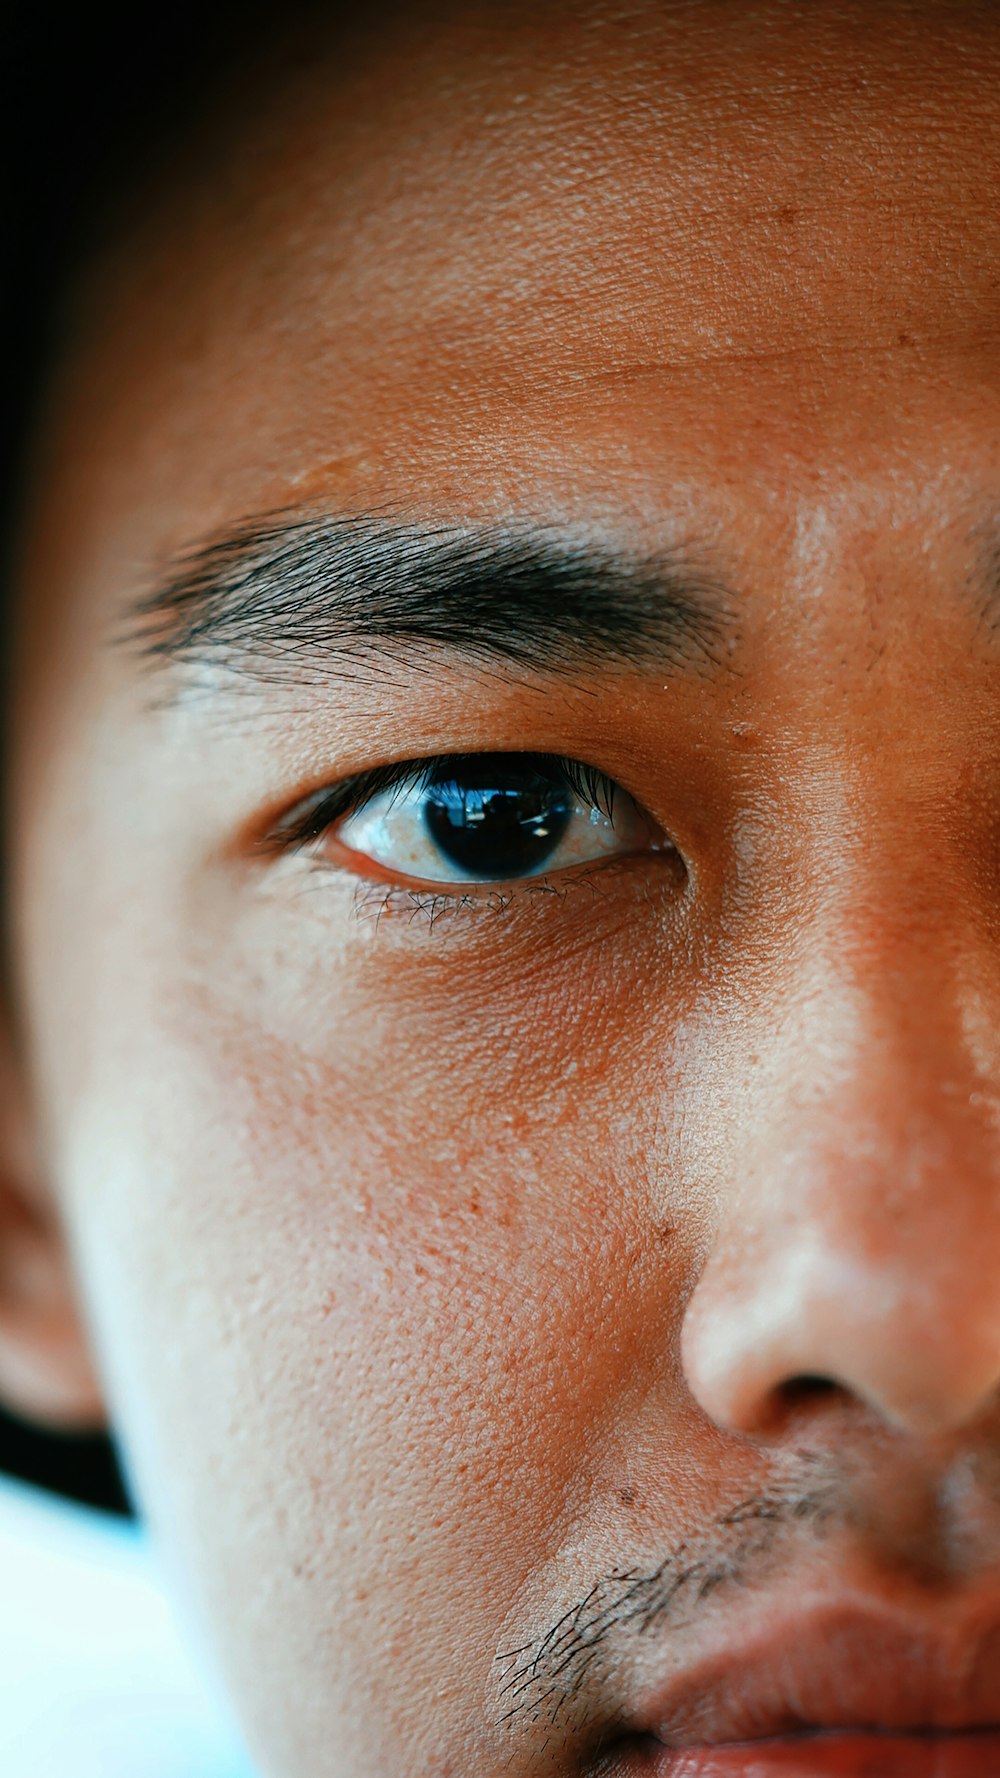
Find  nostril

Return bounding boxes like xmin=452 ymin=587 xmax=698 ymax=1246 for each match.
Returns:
xmin=776 ymin=1373 xmax=841 ymax=1410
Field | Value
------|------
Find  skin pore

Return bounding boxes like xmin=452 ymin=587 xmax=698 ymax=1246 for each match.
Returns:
xmin=6 ymin=1 xmax=1000 ymax=1773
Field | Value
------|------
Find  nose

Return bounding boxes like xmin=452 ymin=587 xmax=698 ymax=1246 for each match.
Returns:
xmin=681 ymin=889 xmax=1000 ymax=1445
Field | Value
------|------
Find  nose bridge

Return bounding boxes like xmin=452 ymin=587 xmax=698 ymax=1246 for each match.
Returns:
xmin=759 ymin=759 xmax=999 ymax=1172
xmin=682 ymin=804 xmax=1000 ymax=1441
xmin=809 ymin=852 xmax=990 ymax=1154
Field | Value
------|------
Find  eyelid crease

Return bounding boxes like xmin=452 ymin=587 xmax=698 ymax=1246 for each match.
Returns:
xmin=267 ymin=751 xmax=623 ymax=854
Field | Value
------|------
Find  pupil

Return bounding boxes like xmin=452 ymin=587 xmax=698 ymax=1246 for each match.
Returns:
xmin=423 ymin=759 xmax=573 ymax=879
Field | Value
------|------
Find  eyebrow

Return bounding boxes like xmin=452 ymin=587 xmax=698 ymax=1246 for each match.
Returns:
xmin=123 ymin=509 xmax=733 ymax=688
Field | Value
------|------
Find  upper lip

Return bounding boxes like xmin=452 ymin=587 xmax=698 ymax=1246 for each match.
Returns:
xmin=633 ymin=1593 xmax=1000 ymax=1745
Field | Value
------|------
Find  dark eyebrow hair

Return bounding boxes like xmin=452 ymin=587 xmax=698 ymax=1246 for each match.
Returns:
xmin=122 ymin=510 xmax=733 ymax=687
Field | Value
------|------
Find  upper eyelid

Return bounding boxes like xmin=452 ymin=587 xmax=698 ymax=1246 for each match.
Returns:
xmin=269 ymin=761 xmax=432 ymax=849
xmin=273 ymin=752 xmax=628 ymax=851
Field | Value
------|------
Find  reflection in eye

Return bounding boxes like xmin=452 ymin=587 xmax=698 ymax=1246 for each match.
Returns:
xmin=309 ymin=753 xmax=669 ymax=887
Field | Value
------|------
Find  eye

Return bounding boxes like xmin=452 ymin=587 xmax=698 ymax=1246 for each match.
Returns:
xmin=286 ymin=753 xmax=672 ymax=888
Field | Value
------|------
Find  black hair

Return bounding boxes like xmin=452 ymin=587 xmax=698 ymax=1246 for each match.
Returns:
xmin=2 ymin=2 xmax=284 ymax=547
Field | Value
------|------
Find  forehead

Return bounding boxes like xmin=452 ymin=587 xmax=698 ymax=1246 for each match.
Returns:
xmin=26 ymin=0 xmax=1000 ymax=590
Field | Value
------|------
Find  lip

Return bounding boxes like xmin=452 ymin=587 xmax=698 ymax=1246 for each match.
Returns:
xmin=627 ymin=1595 xmax=1000 ymax=1757
xmin=622 ymin=1730 xmax=1000 ymax=1777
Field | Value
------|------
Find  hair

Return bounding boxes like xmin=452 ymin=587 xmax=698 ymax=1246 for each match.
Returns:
xmin=3 ymin=4 xmax=287 ymax=542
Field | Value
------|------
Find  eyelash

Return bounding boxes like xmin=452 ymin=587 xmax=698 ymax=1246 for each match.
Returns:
xmin=267 ymin=751 xmax=631 ymax=921
xmin=273 ymin=751 xmax=620 ymax=850
xmin=349 ymin=877 xmax=576 ymax=932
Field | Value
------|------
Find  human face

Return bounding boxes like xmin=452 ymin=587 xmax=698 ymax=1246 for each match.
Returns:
xmin=8 ymin=2 xmax=1000 ymax=1774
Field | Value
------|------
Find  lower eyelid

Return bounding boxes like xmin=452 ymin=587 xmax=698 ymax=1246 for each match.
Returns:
xmin=346 ymin=858 xmax=641 ymax=928
xmin=326 ymin=826 xmax=672 ymax=901
xmin=348 ymin=844 xmax=691 ymax=946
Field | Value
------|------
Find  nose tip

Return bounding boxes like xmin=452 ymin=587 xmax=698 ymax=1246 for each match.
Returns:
xmin=672 ymin=780 xmax=1000 ymax=1452
xmin=681 ymin=1239 xmax=1000 ymax=1443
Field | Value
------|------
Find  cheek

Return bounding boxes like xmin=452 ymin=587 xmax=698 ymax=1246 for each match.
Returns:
xmin=28 ymin=797 xmax=727 ymax=1773
xmin=50 ymin=967 xmax=705 ymax=1774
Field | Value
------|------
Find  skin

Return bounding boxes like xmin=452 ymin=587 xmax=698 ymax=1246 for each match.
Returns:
xmin=5 ymin=0 xmax=1000 ymax=1771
